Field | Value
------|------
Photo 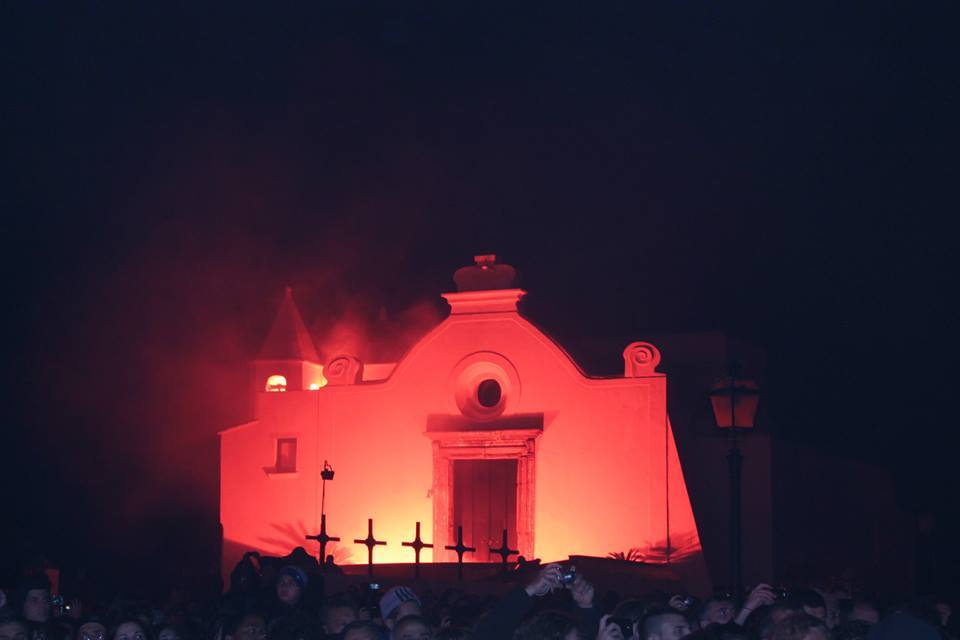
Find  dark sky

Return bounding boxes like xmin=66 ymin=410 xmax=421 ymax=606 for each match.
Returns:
xmin=2 ymin=3 xmax=957 ymax=578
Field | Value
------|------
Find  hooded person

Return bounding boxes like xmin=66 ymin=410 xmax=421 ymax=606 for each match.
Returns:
xmin=274 ymin=567 xmax=307 ymax=609
xmin=263 ymin=565 xmax=317 ymax=634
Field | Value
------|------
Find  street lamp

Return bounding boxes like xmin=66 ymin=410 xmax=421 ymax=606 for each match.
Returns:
xmin=321 ymin=460 xmax=335 ymax=517
xmin=306 ymin=461 xmax=339 ymax=570
xmin=709 ymin=366 xmax=759 ymax=604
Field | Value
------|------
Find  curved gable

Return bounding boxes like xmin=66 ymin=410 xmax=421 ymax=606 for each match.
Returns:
xmin=382 ymin=306 xmax=651 ymax=398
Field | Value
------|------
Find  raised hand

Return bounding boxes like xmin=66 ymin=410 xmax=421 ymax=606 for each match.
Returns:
xmin=736 ymin=583 xmax=776 ymax=625
xmin=567 ymin=569 xmax=595 ymax=608
xmin=525 ymin=563 xmax=563 ymax=597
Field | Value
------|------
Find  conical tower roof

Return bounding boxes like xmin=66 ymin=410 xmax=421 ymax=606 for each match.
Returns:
xmin=257 ymin=287 xmax=320 ymax=362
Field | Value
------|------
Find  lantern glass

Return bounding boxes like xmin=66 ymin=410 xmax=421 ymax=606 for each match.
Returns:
xmin=710 ymin=378 xmax=759 ymax=429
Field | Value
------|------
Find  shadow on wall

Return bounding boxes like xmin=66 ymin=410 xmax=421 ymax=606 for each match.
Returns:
xmin=606 ymin=531 xmax=701 ymax=564
xmin=257 ymin=521 xmax=355 ymax=564
xmin=221 ymin=521 xmax=355 ymax=578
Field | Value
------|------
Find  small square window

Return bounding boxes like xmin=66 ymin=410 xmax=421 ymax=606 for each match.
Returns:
xmin=274 ymin=438 xmax=297 ymax=473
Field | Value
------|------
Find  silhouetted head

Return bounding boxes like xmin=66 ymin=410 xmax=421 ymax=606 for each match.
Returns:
xmin=320 ymin=595 xmax=357 ymax=635
xmin=766 ymin=613 xmax=829 ymax=640
xmin=394 ymin=615 xmax=431 ymax=640
xmin=340 ymin=621 xmax=382 ymax=640
xmin=18 ymin=574 xmax=51 ymax=624
xmin=222 ymin=612 xmax=267 ymax=640
xmin=110 ymin=620 xmax=149 ymax=640
xmin=514 ymin=611 xmax=578 ymax=640
xmin=0 ymin=616 xmax=30 ymax=640
xmin=699 ymin=598 xmax=736 ymax=626
xmin=640 ymin=611 xmax=692 ymax=640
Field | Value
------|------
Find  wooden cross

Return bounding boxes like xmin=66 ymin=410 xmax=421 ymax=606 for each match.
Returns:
xmin=353 ymin=518 xmax=386 ymax=577
xmin=305 ymin=514 xmax=340 ymax=571
xmin=444 ymin=525 xmax=476 ymax=580
xmin=489 ymin=528 xmax=519 ymax=571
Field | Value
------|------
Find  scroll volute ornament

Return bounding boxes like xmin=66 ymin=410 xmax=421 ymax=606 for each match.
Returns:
xmin=324 ymin=354 xmax=364 ymax=386
xmin=622 ymin=342 xmax=662 ymax=377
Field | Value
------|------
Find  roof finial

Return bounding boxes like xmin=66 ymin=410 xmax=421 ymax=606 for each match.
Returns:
xmin=474 ymin=254 xmax=497 ymax=270
xmin=454 ymin=254 xmax=516 ymax=291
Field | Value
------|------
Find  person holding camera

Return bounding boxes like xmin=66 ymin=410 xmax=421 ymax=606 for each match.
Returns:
xmin=474 ymin=563 xmax=600 ymax=640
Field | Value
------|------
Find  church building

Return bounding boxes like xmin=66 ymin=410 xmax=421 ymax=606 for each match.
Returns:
xmin=219 ymin=256 xmax=704 ymax=579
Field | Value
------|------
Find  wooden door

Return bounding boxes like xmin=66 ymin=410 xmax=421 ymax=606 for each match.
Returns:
xmin=453 ymin=459 xmax=518 ymax=562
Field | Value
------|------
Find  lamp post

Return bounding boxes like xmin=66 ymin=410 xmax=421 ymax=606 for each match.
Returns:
xmin=307 ymin=461 xmax=339 ymax=569
xmin=321 ymin=460 xmax=335 ymax=517
xmin=709 ymin=366 xmax=759 ymax=604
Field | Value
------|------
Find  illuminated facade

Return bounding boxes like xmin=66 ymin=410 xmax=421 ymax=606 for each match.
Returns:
xmin=219 ymin=257 xmax=704 ymax=577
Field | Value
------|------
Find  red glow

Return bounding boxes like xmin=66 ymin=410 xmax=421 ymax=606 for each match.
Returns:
xmin=220 ymin=261 xmax=704 ymax=576
xmin=308 ymin=366 xmax=328 ymax=390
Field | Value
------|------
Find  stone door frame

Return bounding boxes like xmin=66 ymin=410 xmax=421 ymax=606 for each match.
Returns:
xmin=426 ymin=428 xmax=540 ymax=562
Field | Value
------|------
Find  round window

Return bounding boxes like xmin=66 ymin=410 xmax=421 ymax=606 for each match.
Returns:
xmin=449 ymin=352 xmax=520 ymax=421
xmin=477 ymin=379 xmax=502 ymax=408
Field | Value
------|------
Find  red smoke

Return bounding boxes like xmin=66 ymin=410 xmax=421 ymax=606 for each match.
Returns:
xmin=311 ymin=298 xmax=444 ymax=364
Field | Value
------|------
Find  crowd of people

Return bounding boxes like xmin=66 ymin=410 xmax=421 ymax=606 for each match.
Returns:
xmin=0 ymin=553 xmax=955 ymax=640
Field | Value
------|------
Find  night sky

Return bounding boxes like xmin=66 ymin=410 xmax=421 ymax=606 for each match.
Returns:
xmin=3 ymin=4 xmax=957 ymax=583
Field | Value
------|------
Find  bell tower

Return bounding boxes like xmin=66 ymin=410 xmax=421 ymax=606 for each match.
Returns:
xmin=252 ymin=287 xmax=325 ymax=401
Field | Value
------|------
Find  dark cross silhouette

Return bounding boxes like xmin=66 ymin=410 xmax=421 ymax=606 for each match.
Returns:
xmin=401 ymin=521 xmax=434 ymax=579
xmin=489 ymin=528 xmax=519 ymax=571
xmin=444 ymin=525 xmax=476 ymax=580
xmin=305 ymin=514 xmax=340 ymax=571
xmin=353 ymin=518 xmax=386 ymax=577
